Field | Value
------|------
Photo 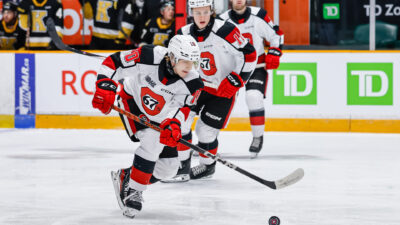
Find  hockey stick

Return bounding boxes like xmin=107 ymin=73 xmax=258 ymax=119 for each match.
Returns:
xmin=118 ymin=8 xmax=135 ymax=44
xmin=111 ymin=105 xmax=304 ymax=189
xmin=46 ymin=17 xmax=105 ymax=59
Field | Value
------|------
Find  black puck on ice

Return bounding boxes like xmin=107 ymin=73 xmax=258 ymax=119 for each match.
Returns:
xmin=268 ymin=216 xmax=280 ymax=225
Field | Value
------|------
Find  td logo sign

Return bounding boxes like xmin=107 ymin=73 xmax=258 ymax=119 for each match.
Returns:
xmin=347 ymin=63 xmax=393 ymax=105
xmin=323 ymin=3 xmax=340 ymax=20
xmin=273 ymin=63 xmax=317 ymax=105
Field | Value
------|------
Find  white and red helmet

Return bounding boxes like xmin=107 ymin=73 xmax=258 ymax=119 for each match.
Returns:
xmin=188 ymin=0 xmax=213 ymax=9
xmin=168 ymin=35 xmax=200 ymax=67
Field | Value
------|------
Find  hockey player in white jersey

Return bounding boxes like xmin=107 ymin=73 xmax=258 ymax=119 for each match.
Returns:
xmin=91 ymin=35 xmax=203 ymax=218
xmin=219 ymin=0 xmax=284 ymax=158
xmin=165 ymin=0 xmax=256 ymax=181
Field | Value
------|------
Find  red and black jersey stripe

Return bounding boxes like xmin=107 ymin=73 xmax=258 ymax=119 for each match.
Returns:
xmin=255 ymin=8 xmax=271 ymax=24
xmin=215 ymin=21 xmax=256 ymax=82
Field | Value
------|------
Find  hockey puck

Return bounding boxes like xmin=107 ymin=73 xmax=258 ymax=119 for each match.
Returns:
xmin=268 ymin=216 xmax=280 ymax=225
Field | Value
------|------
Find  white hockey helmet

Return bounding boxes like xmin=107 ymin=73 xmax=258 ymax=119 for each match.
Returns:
xmin=188 ymin=0 xmax=213 ymax=9
xmin=168 ymin=35 xmax=200 ymax=68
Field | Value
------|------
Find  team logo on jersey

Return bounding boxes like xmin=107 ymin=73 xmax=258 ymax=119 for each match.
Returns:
xmin=200 ymin=52 xmax=217 ymax=76
xmin=141 ymin=87 xmax=166 ymax=116
xmin=139 ymin=114 xmax=150 ymax=122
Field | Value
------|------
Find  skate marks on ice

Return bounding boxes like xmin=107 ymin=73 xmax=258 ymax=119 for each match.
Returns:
xmin=6 ymin=147 xmax=132 ymax=160
xmin=218 ymin=153 xmax=326 ymax=161
xmin=1 ymin=129 xmax=400 ymax=225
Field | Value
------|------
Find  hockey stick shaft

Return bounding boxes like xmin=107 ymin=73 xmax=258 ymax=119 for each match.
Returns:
xmin=118 ymin=8 xmax=135 ymax=44
xmin=46 ymin=18 xmax=105 ymax=59
xmin=112 ymin=105 xmax=304 ymax=189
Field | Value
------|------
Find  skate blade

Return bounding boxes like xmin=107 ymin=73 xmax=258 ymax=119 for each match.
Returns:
xmin=250 ymin=152 xmax=259 ymax=159
xmin=111 ymin=171 xmax=125 ymax=210
xmin=123 ymin=207 xmax=140 ymax=219
xmin=160 ymin=174 xmax=190 ymax=183
xmin=191 ymin=174 xmax=213 ymax=180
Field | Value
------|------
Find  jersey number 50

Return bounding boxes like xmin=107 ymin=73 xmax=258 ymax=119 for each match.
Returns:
xmin=200 ymin=52 xmax=217 ymax=76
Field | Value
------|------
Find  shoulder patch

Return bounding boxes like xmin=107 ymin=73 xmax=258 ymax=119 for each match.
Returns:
xmin=255 ymin=7 xmax=271 ymax=23
xmin=214 ymin=21 xmax=248 ymax=49
xmin=214 ymin=20 xmax=234 ymax=37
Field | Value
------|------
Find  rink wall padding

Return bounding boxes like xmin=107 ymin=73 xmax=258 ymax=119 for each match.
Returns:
xmin=33 ymin=116 xmax=400 ymax=133
xmin=1 ymin=50 xmax=400 ymax=133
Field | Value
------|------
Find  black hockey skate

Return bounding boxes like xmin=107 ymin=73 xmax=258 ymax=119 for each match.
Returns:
xmin=161 ymin=156 xmax=191 ymax=183
xmin=111 ymin=168 xmax=131 ymax=210
xmin=249 ymin=136 xmax=263 ymax=159
xmin=123 ymin=188 xmax=143 ymax=218
xmin=190 ymin=162 xmax=216 ymax=179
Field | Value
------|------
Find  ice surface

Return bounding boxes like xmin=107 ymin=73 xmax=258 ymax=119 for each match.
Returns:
xmin=1 ymin=129 xmax=399 ymax=225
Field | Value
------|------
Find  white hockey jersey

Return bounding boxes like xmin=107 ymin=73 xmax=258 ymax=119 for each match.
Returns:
xmin=219 ymin=7 xmax=284 ymax=65
xmin=178 ymin=17 xmax=256 ymax=94
xmin=96 ymin=45 xmax=203 ymax=129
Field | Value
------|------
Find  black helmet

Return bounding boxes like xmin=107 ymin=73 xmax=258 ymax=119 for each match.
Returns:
xmin=3 ymin=2 xmax=18 ymax=12
xmin=160 ymin=0 xmax=174 ymax=11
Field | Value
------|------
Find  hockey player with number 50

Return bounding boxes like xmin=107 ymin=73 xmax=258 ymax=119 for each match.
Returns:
xmin=163 ymin=0 xmax=256 ymax=182
xmin=219 ymin=0 xmax=284 ymax=158
xmin=91 ymin=35 xmax=203 ymax=218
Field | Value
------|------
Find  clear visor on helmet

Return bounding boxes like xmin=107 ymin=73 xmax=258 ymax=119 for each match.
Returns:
xmin=188 ymin=6 xmax=213 ymax=17
xmin=177 ymin=58 xmax=200 ymax=70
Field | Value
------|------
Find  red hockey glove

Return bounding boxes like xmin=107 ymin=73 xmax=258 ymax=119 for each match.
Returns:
xmin=160 ymin=118 xmax=182 ymax=147
xmin=265 ymin=47 xmax=282 ymax=69
xmin=92 ymin=78 xmax=118 ymax=114
xmin=216 ymin=72 xmax=244 ymax=99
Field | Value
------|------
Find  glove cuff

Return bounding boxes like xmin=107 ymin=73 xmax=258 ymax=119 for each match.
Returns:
xmin=96 ymin=78 xmax=118 ymax=92
xmin=267 ymin=47 xmax=282 ymax=56
xmin=227 ymin=72 xmax=244 ymax=88
xmin=160 ymin=118 xmax=181 ymax=129
xmin=169 ymin=118 xmax=181 ymax=127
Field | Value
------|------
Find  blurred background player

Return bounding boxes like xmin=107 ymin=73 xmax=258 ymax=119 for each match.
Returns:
xmin=139 ymin=0 xmax=175 ymax=47
xmin=17 ymin=0 xmax=63 ymax=50
xmin=83 ymin=0 xmax=135 ymax=49
xmin=141 ymin=0 xmax=161 ymax=22
xmin=219 ymin=0 xmax=283 ymax=158
xmin=91 ymin=35 xmax=203 ymax=218
xmin=166 ymin=0 xmax=256 ymax=182
xmin=0 ymin=1 xmax=26 ymax=50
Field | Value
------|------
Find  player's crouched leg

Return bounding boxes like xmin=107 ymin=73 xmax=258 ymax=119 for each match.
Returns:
xmin=161 ymin=131 xmax=193 ymax=183
xmin=152 ymin=146 xmax=180 ymax=181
